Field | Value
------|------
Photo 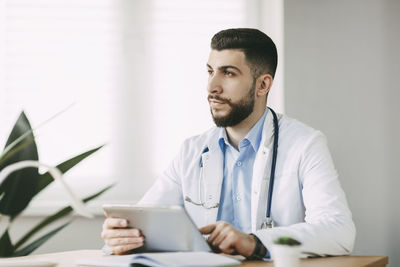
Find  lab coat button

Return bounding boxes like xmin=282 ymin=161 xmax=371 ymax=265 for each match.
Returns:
xmin=237 ymin=161 xmax=242 ymax=167
xmin=236 ymin=196 xmax=241 ymax=201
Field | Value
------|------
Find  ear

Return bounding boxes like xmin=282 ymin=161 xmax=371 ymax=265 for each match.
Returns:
xmin=256 ymin=74 xmax=273 ymax=97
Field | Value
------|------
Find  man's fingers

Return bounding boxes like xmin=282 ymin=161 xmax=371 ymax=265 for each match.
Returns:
xmin=103 ymin=218 xmax=128 ymax=229
xmin=220 ymin=245 xmax=235 ymax=255
xmin=201 ymin=222 xmax=249 ymax=256
xmin=206 ymin=228 xmax=221 ymax=245
xmin=101 ymin=228 xmax=142 ymax=239
xmin=218 ymin=232 xmax=236 ymax=252
xmin=206 ymin=222 xmax=229 ymax=244
xmin=111 ymin=243 xmax=144 ymax=255
xmin=199 ymin=224 xmax=216 ymax=235
xmin=101 ymin=217 xmax=146 ymax=255
xmin=212 ymin=227 xmax=229 ymax=246
xmin=106 ymin=237 xmax=144 ymax=247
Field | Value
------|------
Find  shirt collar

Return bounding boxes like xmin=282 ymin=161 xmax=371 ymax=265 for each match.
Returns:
xmin=245 ymin=108 xmax=268 ymax=152
xmin=217 ymin=108 xmax=268 ymax=153
xmin=218 ymin=127 xmax=228 ymax=152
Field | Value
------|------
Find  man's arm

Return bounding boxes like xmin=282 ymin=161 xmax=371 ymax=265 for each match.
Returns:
xmin=255 ymin=132 xmax=356 ymax=256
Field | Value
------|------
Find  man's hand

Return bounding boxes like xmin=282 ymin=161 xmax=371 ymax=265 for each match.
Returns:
xmin=199 ymin=221 xmax=256 ymax=257
xmin=101 ymin=218 xmax=144 ymax=255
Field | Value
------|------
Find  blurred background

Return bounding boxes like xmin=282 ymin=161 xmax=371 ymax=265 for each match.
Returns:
xmin=0 ymin=0 xmax=399 ymax=266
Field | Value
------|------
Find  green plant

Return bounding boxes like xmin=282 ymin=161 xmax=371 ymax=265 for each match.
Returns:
xmin=0 ymin=112 xmax=113 ymax=257
xmin=274 ymin=237 xmax=301 ymax=246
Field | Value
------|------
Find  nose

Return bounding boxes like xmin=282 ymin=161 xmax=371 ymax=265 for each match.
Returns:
xmin=207 ymin=73 xmax=223 ymax=95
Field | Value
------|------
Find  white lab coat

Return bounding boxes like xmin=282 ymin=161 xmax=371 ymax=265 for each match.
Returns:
xmin=139 ymin=110 xmax=356 ymax=256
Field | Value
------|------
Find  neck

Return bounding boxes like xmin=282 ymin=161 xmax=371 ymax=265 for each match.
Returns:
xmin=225 ymin=105 xmax=266 ymax=150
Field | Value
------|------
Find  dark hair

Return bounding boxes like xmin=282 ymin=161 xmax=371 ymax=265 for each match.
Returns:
xmin=211 ymin=28 xmax=278 ymax=78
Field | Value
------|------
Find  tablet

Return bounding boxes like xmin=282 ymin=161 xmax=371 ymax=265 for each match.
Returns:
xmin=103 ymin=204 xmax=211 ymax=252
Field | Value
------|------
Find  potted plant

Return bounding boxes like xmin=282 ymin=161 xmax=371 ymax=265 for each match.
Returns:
xmin=271 ymin=237 xmax=302 ymax=267
xmin=0 ymin=111 xmax=113 ymax=257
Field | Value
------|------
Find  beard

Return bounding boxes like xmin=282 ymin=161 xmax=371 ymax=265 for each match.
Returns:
xmin=208 ymin=79 xmax=256 ymax=127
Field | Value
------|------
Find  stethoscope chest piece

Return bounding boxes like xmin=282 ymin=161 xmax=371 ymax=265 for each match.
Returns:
xmin=261 ymin=217 xmax=275 ymax=229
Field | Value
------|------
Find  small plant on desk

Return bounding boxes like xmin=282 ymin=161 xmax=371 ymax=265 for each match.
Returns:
xmin=272 ymin=237 xmax=302 ymax=267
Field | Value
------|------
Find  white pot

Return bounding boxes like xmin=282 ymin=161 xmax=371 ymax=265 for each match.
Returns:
xmin=271 ymin=244 xmax=301 ymax=267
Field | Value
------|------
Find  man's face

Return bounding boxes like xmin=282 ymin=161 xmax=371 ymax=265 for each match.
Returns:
xmin=207 ymin=49 xmax=256 ymax=127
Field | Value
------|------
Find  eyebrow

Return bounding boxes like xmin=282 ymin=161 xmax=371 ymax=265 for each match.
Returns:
xmin=206 ymin=64 xmax=243 ymax=75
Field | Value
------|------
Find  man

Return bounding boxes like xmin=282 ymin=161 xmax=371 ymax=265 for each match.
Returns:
xmin=101 ymin=28 xmax=355 ymax=259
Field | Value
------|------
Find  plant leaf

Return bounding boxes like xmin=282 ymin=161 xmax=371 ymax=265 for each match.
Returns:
xmin=0 ymin=112 xmax=40 ymax=217
xmin=14 ymin=184 xmax=114 ymax=250
xmin=0 ymin=144 xmax=104 ymax=219
xmin=0 ymin=137 xmax=35 ymax=166
xmin=0 ymin=130 xmax=34 ymax=162
xmin=12 ymin=221 xmax=70 ymax=257
xmin=0 ymin=230 xmax=14 ymax=257
xmin=35 ymin=145 xmax=104 ymax=195
xmin=0 ymin=104 xmax=75 ymax=163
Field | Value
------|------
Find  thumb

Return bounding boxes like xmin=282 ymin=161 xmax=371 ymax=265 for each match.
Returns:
xmin=199 ymin=224 xmax=216 ymax=234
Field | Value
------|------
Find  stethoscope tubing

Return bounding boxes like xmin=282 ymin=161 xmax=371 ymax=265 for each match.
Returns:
xmin=266 ymin=107 xmax=279 ymax=219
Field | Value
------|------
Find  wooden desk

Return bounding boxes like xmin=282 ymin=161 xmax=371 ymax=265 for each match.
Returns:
xmin=0 ymin=250 xmax=388 ymax=267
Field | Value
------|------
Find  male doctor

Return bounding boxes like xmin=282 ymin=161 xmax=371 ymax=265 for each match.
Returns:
xmin=101 ymin=28 xmax=355 ymax=259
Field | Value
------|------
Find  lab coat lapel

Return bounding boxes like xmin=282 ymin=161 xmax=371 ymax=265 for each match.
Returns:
xmin=251 ymin=109 xmax=276 ymax=231
xmin=201 ymin=143 xmax=224 ymax=225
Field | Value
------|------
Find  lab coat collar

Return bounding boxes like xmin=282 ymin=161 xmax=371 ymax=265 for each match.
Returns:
xmin=251 ymin=107 xmax=277 ymax=231
xmin=260 ymin=107 xmax=276 ymax=150
xmin=200 ymin=129 xmax=224 ymax=225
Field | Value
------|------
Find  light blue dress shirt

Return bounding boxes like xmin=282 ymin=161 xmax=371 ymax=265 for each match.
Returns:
xmin=216 ymin=108 xmax=268 ymax=233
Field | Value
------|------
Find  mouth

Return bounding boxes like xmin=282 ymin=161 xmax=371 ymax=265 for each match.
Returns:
xmin=209 ymin=99 xmax=224 ymax=104
xmin=209 ymin=99 xmax=227 ymax=108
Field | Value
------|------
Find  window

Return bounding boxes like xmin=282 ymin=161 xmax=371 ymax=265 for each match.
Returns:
xmin=0 ymin=0 xmax=284 ymax=214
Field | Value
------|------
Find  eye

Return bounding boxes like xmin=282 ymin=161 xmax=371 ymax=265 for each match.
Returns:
xmin=207 ymin=69 xmax=213 ymax=76
xmin=224 ymin=70 xmax=235 ymax=77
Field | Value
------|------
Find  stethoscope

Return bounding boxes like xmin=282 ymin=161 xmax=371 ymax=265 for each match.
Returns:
xmin=185 ymin=107 xmax=279 ymax=229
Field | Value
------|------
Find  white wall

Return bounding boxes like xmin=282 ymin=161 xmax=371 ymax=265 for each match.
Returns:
xmin=284 ymin=0 xmax=400 ymax=266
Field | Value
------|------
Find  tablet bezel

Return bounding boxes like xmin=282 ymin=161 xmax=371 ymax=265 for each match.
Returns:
xmin=102 ymin=204 xmax=211 ymax=252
